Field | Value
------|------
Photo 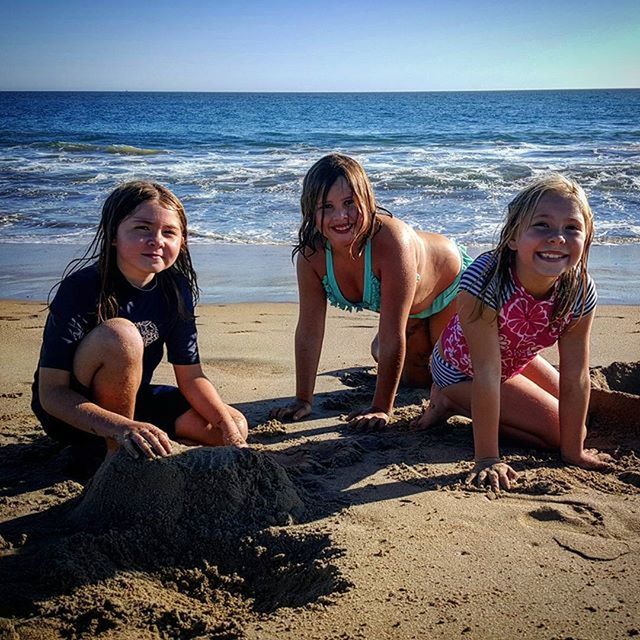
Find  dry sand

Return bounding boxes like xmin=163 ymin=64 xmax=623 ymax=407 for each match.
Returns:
xmin=0 ymin=300 xmax=639 ymax=640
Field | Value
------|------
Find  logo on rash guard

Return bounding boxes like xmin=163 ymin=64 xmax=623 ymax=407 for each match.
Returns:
xmin=135 ymin=321 xmax=160 ymax=346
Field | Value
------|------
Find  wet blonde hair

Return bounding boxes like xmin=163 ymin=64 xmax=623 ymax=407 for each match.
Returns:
xmin=294 ymin=153 xmax=388 ymax=260
xmin=476 ymin=173 xmax=594 ymax=321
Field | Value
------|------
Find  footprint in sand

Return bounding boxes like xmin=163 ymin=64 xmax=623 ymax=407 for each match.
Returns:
xmin=528 ymin=503 xmax=604 ymax=531
xmin=525 ymin=502 xmax=632 ymax=561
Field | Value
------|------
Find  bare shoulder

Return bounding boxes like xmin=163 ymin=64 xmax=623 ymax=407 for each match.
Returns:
xmin=296 ymin=245 xmax=326 ymax=279
xmin=374 ymin=215 xmax=417 ymax=251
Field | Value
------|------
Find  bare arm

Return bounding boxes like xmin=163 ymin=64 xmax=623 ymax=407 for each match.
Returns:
xmin=557 ymin=312 xmax=610 ymax=469
xmin=271 ymin=254 xmax=327 ymax=421
xmin=173 ymin=363 xmax=246 ymax=447
xmin=38 ymin=367 xmax=172 ymax=457
xmin=371 ymin=232 xmax=416 ymax=413
xmin=457 ymin=291 xmax=503 ymax=460
xmin=348 ymin=228 xmax=416 ymax=428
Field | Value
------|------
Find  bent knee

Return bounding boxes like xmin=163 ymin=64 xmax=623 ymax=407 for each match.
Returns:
xmin=94 ymin=318 xmax=143 ymax=354
xmin=75 ymin=318 xmax=144 ymax=371
xmin=370 ymin=334 xmax=379 ymax=362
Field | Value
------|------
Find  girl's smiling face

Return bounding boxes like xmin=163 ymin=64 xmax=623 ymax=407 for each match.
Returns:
xmin=315 ymin=177 xmax=363 ymax=249
xmin=114 ymin=200 xmax=183 ymax=288
xmin=509 ymin=192 xmax=587 ymax=295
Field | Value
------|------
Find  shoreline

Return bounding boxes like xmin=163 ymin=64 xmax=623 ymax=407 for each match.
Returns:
xmin=1 ymin=241 xmax=640 ymax=305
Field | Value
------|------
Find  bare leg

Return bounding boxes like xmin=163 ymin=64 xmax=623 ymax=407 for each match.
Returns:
xmin=73 ymin=318 xmax=144 ymax=452
xmin=401 ymin=318 xmax=432 ymax=387
xmin=175 ymin=404 xmax=248 ymax=446
xmin=400 ymin=299 xmax=458 ymax=388
xmin=519 ymin=355 xmax=560 ymax=397
xmin=372 ymin=292 xmax=457 ymax=389
xmin=442 ymin=374 xmax=561 ymax=449
xmin=427 ymin=302 xmax=457 ymax=350
xmin=371 ymin=324 xmax=432 ymax=387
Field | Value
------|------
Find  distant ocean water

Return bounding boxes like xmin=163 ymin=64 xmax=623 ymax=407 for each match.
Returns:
xmin=1 ymin=90 xmax=639 ymax=247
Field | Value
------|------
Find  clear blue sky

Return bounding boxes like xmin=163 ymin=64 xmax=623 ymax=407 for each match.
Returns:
xmin=1 ymin=0 xmax=638 ymax=91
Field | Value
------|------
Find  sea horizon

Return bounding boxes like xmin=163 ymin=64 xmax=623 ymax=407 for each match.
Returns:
xmin=2 ymin=87 xmax=638 ymax=93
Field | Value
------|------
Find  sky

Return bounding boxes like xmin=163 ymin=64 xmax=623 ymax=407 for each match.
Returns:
xmin=0 ymin=0 xmax=638 ymax=92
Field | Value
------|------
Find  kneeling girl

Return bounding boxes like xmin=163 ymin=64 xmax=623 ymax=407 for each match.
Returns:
xmin=32 ymin=181 xmax=247 ymax=461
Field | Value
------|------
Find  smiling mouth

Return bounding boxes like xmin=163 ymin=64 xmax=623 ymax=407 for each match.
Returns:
xmin=330 ymin=223 xmax=354 ymax=234
xmin=536 ymin=252 xmax=567 ymax=261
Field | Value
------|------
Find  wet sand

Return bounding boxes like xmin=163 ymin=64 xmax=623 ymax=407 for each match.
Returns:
xmin=0 ymin=300 xmax=639 ymax=639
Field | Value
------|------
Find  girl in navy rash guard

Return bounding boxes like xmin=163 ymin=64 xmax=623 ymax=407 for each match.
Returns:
xmin=33 ymin=181 xmax=247 ymax=463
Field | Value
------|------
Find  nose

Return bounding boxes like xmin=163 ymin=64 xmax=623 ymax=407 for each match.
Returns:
xmin=337 ymin=204 xmax=351 ymax=219
xmin=547 ymin=229 xmax=566 ymax=244
xmin=147 ymin=230 xmax=164 ymax=246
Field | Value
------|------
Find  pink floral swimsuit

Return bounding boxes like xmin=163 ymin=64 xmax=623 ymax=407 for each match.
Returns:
xmin=431 ymin=252 xmax=597 ymax=388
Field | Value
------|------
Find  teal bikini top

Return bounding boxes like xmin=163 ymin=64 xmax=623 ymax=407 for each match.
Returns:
xmin=322 ymin=239 xmax=473 ymax=319
xmin=322 ymin=239 xmax=381 ymax=313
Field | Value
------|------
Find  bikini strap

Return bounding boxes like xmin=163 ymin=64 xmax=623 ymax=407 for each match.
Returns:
xmin=362 ymin=238 xmax=373 ymax=306
xmin=324 ymin=242 xmax=358 ymax=311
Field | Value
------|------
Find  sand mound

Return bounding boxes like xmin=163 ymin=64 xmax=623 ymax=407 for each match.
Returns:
xmin=71 ymin=445 xmax=304 ymax=531
xmin=589 ymin=361 xmax=640 ymax=450
xmin=591 ymin=360 xmax=640 ymax=395
xmin=0 ymin=447 xmax=349 ymax=639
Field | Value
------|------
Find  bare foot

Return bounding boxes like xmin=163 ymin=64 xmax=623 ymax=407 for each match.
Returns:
xmin=410 ymin=384 xmax=459 ymax=430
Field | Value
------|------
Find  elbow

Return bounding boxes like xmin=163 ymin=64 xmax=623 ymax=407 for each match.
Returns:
xmin=38 ymin=381 xmax=64 ymax=416
xmin=38 ymin=391 xmax=55 ymax=415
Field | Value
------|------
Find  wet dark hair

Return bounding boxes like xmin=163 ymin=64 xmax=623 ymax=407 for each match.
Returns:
xmin=50 ymin=181 xmax=199 ymax=322
xmin=293 ymin=153 xmax=389 ymax=261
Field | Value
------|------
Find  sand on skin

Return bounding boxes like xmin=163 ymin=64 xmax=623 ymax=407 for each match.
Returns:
xmin=0 ymin=300 xmax=639 ymax=639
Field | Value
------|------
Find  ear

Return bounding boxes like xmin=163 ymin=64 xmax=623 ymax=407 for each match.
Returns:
xmin=507 ymin=237 xmax=518 ymax=251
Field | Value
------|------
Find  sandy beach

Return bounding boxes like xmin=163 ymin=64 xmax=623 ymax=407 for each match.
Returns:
xmin=1 ymin=299 xmax=639 ymax=639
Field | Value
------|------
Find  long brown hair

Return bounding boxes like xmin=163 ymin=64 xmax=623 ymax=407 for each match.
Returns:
xmin=51 ymin=181 xmax=199 ymax=322
xmin=293 ymin=153 xmax=389 ymax=260
xmin=475 ymin=173 xmax=594 ymax=322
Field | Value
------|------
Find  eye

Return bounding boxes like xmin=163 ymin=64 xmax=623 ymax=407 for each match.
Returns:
xmin=163 ymin=229 xmax=179 ymax=237
xmin=532 ymin=221 xmax=548 ymax=228
xmin=344 ymin=199 xmax=355 ymax=207
xmin=135 ymin=225 xmax=150 ymax=231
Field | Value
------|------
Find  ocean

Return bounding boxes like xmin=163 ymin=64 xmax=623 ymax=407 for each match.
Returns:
xmin=1 ymin=90 xmax=639 ymax=302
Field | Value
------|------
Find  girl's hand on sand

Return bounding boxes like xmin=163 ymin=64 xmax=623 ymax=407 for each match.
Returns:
xmin=269 ymin=399 xmax=311 ymax=422
xmin=222 ymin=424 xmax=248 ymax=448
xmin=116 ymin=423 xmax=173 ymax=460
xmin=347 ymin=406 xmax=390 ymax=430
xmin=466 ymin=458 xmax=518 ymax=492
xmin=562 ymin=448 xmax=614 ymax=471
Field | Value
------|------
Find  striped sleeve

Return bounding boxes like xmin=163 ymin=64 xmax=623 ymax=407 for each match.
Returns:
xmin=572 ymin=272 xmax=598 ymax=318
xmin=459 ymin=252 xmax=500 ymax=309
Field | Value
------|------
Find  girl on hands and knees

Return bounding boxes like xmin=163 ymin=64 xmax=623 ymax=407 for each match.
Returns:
xmin=412 ymin=174 xmax=613 ymax=491
xmin=271 ymin=153 xmax=471 ymax=429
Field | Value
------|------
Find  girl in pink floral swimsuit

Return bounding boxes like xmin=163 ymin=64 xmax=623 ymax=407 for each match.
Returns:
xmin=413 ymin=174 xmax=612 ymax=491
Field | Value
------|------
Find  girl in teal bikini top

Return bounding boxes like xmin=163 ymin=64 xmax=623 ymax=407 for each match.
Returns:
xmin=323 ymin=238 xmax=472 ymax=318
xmin=270 ymin=153 xmax=470 ymax=429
